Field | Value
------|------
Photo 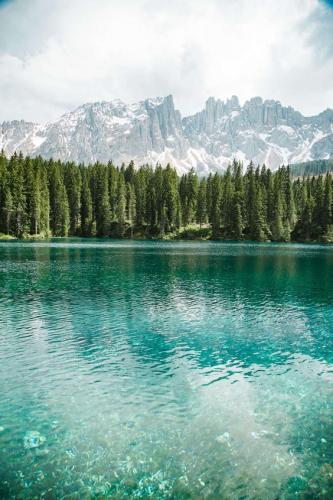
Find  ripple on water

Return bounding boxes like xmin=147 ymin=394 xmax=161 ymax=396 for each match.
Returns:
xmin=0 ymin=240 xmax=332 ymax=498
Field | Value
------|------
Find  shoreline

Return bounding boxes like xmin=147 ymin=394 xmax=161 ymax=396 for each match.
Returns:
xmin=0 ymin=234 xmax=332 ymax=245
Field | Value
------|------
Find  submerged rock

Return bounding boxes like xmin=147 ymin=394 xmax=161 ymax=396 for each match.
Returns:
xmin=121 ymin=478 xmax=138 ymax=490
xmin=23 ymin=431 xmax=46 ymax=449
xmin=216 ymin=432 xmax=231 ymax=444
xmin=35 ymin=448 xmax=50 ymax=457
xmin=303 ymin=463 xmax=333 ymax=497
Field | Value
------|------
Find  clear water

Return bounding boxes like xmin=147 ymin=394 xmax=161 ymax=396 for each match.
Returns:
xmin=0 ymin=240 xmax=332 ymax=499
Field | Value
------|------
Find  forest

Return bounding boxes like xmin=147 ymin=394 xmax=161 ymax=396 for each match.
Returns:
xmin=0 ymin=151 xmax=332 ymax=242
xmin=289 ymin=159 xmax=333 ymax=178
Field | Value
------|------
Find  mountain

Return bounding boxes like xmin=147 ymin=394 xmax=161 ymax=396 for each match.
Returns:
xmin=1 ymin=95 xmax=333 ymax=174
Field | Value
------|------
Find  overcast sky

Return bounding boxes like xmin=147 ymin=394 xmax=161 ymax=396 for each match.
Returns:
xmin=0 ymin=0 xmax=332 ymax=123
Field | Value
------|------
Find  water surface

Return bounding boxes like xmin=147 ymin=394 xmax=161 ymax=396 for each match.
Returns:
xmin=0 ymin=240 xmax=333 ymax=498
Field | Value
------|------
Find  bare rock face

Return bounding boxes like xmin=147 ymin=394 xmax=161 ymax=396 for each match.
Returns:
xmin=1 ymin=95 xmax=333 ymax=174
xmin=182 ymin=96 xmax=333 ymax=172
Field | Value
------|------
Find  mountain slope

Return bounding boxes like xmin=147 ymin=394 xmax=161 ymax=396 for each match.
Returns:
xmin=1 ymin=95 xmax=333 ymax=173
xmin=289 ymin=158 xmax=333 ymax=177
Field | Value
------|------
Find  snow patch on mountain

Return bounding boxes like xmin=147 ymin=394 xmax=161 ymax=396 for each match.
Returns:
xmin=1 ymin=95 xmax=332 ymax=173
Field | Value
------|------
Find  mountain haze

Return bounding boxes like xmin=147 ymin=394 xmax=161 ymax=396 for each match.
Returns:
xmin=1 ymin=95 xmax=333 ymax=174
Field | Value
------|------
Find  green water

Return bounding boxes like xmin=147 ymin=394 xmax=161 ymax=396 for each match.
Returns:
xmin=0 ymin=240 xmax=332 ymax=499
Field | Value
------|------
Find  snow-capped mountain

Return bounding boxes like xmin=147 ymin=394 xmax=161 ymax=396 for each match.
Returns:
xmin=1 ymin=95 xmax=333 ymax=174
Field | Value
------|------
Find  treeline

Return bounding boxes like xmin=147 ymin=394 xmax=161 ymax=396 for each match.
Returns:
xmin=290 ymin=159 xmax=333 ymax=178
xmin=0 ymin=151 xmax=332 ymax=242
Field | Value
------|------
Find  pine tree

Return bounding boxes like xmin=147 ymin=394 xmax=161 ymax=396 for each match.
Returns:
xmin=285 ymin=166 xmax=297 ymax=230
xmin=196 ymin=178 xmax=207 ymax=227
xmin=95 ymin=165 xmax=111 ymax=237
xmin=180 ymin=168 xmax=198 ymax=226
xmin=271 ymin=190 xmax=285 ymax=241
xmin=221 ymin=166 xmax=234 ymax=236
xmin=210 ymin=173 xmax=221 ymax=238
xmin=124 ymin=160 xmax=135 ymax=184
xmin=205 ymin=173 xmax=213 ymax=223
xmin=126 ymin=182 xmax=136 ymax=236
xmin=162 ymin=164 xmax=178 ymax=232
xmin=80 ymin=169 xmax=93 ymax=236
xmin=49 ymin=161 xmax=70 ymax=236
xmin=1 ymin=187 xmax=13 ymax=235
xmin=251 ymin=181 xmax=268 ymax=241
xmin=39 ymin=160 xmax=50 ymax=236
xmin=232 ymin=192 xmax=244 ymax=240
xmin=9 ymin=153 xmax=27 ymax=236
xmin=108 ymin=163 xmax=118 ymax=220
xmin=146 ymin=173 xmax=157 ymax=233
xmin=323 ymin=174 xmax=332 ymax=229
xmin=153 ymin=165 xmax=165 ymax=234
xmin=64 ymin=163 xmax=81 ymax=235
xmin=24 ymin=157 xmax=41 ymax=235
xmin=116 ymin=172 xmax=126 ymax=236
xmin=322 ymin=174 xmax=333 ymax=241
xmin=134 ymin=167 xmax=148 ymax=227
xmin=0 ymin=151 xmax=332 ymax=244
xmin=0 ymin=152 xmax=12 ymax=235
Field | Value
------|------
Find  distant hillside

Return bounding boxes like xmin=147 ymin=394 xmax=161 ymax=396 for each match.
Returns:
xmin=290 ymin=159 xmax=333 ymax=177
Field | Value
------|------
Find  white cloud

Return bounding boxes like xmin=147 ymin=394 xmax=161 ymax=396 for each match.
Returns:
xmin=0 ymin=0 xmax=332 ymax=122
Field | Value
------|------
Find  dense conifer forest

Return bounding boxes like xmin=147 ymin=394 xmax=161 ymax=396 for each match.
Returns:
xmin=0 ymin=151 xmax=332 ymax=242
xmin=289 ymin=159 xmax=333 ymax=178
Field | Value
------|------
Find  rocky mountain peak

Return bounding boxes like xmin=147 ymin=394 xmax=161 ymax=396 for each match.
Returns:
xmin=1 ymin=94 xmax=332 ymax=174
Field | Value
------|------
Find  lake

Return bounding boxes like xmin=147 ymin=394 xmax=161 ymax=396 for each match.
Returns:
xmin=0 ymin=240 xmax=332 ymax=498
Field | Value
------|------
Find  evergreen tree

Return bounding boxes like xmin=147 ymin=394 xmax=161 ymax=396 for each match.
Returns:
xmin=250 ymin=180 xmax=268 ymax=241
xmin=124 ymin=160 xmax=135 ymax=184
xmin=80 ymin=169 xmax=93 ymax=236
xmin=116 ymin=172 xmax=126 ymax=236
xmin=221 ymin=166 xmax=234 ymax=236
xmin=126 ymin=182 xmax=136 ymax=236
xmin=210 ymin=173 xmax=221 ymax=238
xmin=322 ymin=174 xmax=332 ymax=230
xmin=0 ymin=152 xmax=12 ymax=234
xmin=162 ymin=164 xmax=179 ymax=232
xmin=64 ymin=163 xmax=81 ymax=235
xmin=134 ymin=167 xmax=148 ymax=227
xmin=271 ymin=190 xmax=285 ymax=241
xmin=231 ymin=192 xmax=244 ymax=239
xmin=9 ymin=153 xmax=27 ymax=236
xmin=25 ymin=157 xmax=41 ymax=235
xmin=180 ymin=168 xmax=198 ymax=226
xmin=49 ymin=161 xmax=70 ymax=236
xmin=196 ymin=178 xmax=207 ymax=227
xmin=0 ymin=152 xmax=332 ymax=243
xmin=95 ymin=165 xmax=111 ymax=237
xmin=39 ymin=160 xmax=50 ymax=235
xmin=1 ymin=187 xmax=13 ymax=235
xmin=108 ymin=163 xmax=118 ymax=220
xmin=146 ymin=173 xmax=157 ymax=233
xmin=285 ymin=166 xmax=297 ymax=230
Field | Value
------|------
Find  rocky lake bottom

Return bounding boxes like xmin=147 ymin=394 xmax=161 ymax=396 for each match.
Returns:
xmin=0 ymin=240 xmax=332 ymax=498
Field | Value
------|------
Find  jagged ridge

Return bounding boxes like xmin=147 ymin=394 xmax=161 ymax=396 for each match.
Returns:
xmin=1 ymin=95 xmax=333 ymax=173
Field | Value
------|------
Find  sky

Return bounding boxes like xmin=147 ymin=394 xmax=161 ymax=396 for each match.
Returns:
xmin=0 ymin=0 xmax=332 ymax=123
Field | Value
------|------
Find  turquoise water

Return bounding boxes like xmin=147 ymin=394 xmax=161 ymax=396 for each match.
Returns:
xmin=0 ymin=240 xmax=332 ymax=499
